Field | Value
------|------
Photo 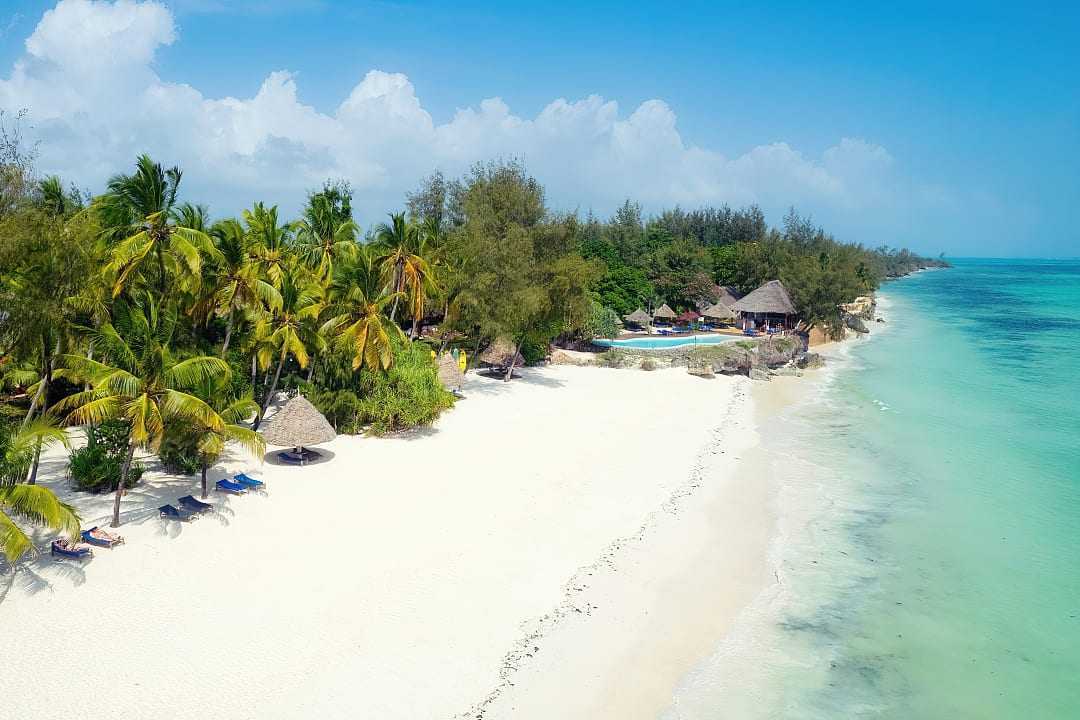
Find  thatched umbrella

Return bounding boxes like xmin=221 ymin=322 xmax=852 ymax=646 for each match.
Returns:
xmin=652 ymin=303 xmax=676 ymax=322
xmin=438 ymin=353 xmax=465 ymax=395
xmin=479 ymin=337 xmax=525 ymax=369
xmin=702 ymin=301 xmax=736 ymax=322
xmin=258 ymin=394 xmax=336 ymax=465
xmin=623 ymin=308 xmax=652 ymax=327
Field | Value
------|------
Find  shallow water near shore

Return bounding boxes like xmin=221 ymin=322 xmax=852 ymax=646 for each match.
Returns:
xmin=664 ymin=258 xmax=1080 ymax=718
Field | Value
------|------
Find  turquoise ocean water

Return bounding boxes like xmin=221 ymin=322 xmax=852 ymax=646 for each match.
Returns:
xmin=664 ymin=258 xmax=1080 ymax=719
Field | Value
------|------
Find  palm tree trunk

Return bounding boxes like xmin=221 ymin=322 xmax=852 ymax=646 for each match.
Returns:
xmin=251 ymin=353 xmax=258 ymax=388
xmin=112 ymin=440 xmax=136 ymax=527
xmin=157 ymin=242 xmax=167 ymax=296
xmin=411 ymin=315 xmax=421 ymax=340
xmin=306 ymin=358 xmax=316 ymax=383
xmin=255 ymin=346 xmax=288 ymax=430
xmin=23 ymin=336 xmax=59 ymax=425
xmin=200 ymin=460 xmax=209 ymax=499
xmin=221 ymin=311 xmax=235 ymax=355
xmin=388 ymin=259 xmax=404 ymax=323
xmin=26 ymin=441 xmax=42 ymax=485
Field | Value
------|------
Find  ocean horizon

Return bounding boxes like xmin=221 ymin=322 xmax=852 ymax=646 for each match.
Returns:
xmin=666 ymin=258 xmax=1080 ymax=718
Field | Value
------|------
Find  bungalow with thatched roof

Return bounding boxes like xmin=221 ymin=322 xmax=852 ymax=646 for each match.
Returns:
xmin=652 ymin=303 xmax=676 ymax=324
xmin=716 ymin=285 xmax=742 ymax=309
xmin=701 ymin=301 xmax=736 ymax=323
xmin=731 ymin=280 xmax=798 ymax=334
xmin=623 ymin=308 xmax=652 ymax=329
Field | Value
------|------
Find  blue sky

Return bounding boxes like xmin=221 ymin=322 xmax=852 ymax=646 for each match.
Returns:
xmin=1 ymin=0 xmax=1077 ymax=256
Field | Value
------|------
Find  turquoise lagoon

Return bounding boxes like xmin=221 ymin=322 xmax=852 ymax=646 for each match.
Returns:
xmin=665 ymin=259 xmax=1080 ymax=718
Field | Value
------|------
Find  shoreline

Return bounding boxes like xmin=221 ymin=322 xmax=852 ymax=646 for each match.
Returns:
xmin=1 ymin=317 xmax=889 ymax=719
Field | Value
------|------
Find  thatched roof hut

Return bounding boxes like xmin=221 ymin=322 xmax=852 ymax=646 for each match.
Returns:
xmin=259 ymin=394 xmax=336 ymax=448
xmin=437 ymin=353 xmax=465 ymax=393
xmin=623 ymin=308 xmax=652 ymax=326
xmin=716 ymin=285 xmax=742 ymax=308
xmin=479 ymin=337 xmax=525 ymax=368
xmin=652 ymin=303 xmax=676 ymax=321
xmin=702 ymin=301 xmax=736 ymax=321
xmin=732 ymin=280 xmax=797 ymax=316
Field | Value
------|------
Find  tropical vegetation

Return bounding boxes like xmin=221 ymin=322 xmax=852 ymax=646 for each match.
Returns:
xmin=0 ymin=108 xmax=940 ymax=558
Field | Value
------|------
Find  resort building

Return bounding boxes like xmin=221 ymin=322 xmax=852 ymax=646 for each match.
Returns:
xmin=731 ymin=279 xmax=798 ymax=333
xmin=623 ymin=308 xmax=653 ymax=330
xmin=652 ymin=303 xmax=677 ymax=324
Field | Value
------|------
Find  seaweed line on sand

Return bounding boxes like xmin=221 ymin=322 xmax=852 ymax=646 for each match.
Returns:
xmin=454 ymin=381 xmax=751 ymax=719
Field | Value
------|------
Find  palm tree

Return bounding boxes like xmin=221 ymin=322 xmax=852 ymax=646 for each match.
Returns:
xmin=0 ymin=422 xmax=81 ymax=563
xmin=253 ymin=267 xmax=323 ymax=429
xmin=244 ymin=202 xmax=292 ymax=290
xmin=54 ymin=297 xmax=229 ymax=527
xmin=189 ymin=380 xmax=264 ymax=498
xmin=98 ymin=155 xmax=216 ymax=298
xmin=373 ymin=212 xmax=438 ymax=335
xmin=293 ymin=187 xmax=359 ymax=280
xmin=20 ymin=415 xmax=71 ymax=486
xmin=206 ymin=219 xmax=281 ymax=355
xmin=320 ymin=248 xmax=403 ymax=372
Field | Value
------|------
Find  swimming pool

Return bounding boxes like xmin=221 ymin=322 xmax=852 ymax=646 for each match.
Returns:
xmin=592 ymin=334 xmax=741 ymax=350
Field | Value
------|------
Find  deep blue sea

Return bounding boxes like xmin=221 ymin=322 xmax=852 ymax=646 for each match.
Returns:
xmin=665 ymin=259 xmax=1080 ymax=718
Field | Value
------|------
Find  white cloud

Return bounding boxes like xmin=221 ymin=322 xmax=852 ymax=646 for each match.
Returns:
xmin=1 ymin=0 xmax=910 ymax=240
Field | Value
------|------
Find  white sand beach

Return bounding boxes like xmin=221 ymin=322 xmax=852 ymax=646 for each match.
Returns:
xmin=2 ymin=364 xmax=780 ymax=719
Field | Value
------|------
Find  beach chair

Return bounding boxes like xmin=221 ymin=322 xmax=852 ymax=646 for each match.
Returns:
xmin=50 ymin=539 xmax=93 ymax=559
xmin=743 ymin=328 xmax=756 ymax=337
xmin=178 ymin=495 xmax=213 ymax=514
xmin=159 ymin=504 xmax=198 ymax=522
xmin=233 ymin=473 xmax=265 ymax=491
xmin=215 ymin=478 xmax=247 ymax=495
xmin=80 ymin=526 xmax=124 ymax=548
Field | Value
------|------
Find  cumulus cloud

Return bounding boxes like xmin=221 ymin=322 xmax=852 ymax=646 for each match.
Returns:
xmin=1 ymin=0 xmax=908 ymax=238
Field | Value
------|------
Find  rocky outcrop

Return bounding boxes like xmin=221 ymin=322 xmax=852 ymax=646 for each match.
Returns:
xmin=549 ymin=348 xmax=599 ymax=367
xmin=840 ymin=295 xmax=876 ymax=321
xmin=796 ymin=352 xmax=825 ymax=369
xmin=845 ymin=314 xmax=870 ymax=334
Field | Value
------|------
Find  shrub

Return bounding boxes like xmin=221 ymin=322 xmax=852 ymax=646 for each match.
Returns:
xmin=640 ymin=358 xmax=658 ymax=371
xmin=581 ymin=300 xmax=621 ymax=340
xmin=69 ymin=445 xmax=143 ymax=493
xmin=357 ymin=342 xmax=454 ymax=435
xmin=309 ymin=341 xmax=454 ymax=436
xmin=597 ymin=348 xmax=632 ymax=368
xmin=69 ymin=420 xmax=143 ymax=493
xmin=520 ymin=334 xmax=550 ymax=365
xmin=158 ymin=429 xmax=201 ymax=476
xmin=307 ymin=388 xmax=364 ymax=434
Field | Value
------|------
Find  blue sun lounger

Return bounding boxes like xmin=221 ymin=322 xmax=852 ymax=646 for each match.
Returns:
xmin=233 ymin=473 xmax=265 ymax=491
xmin=215 ymin=478 xmax=247 ymax=495
xmin=178 ymin=495 xmax=213 ymax=514
xmin=159 ymin=504 xmax=198 ymax=521
xmin=81 ymin=526 xmax=124 ymax=548
xmin=51 ymin=539 xmax=93 ymax=559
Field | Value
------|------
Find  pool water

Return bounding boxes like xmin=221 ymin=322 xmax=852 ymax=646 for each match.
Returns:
xmin=592 ymin=334 xmax=741 ymax=350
